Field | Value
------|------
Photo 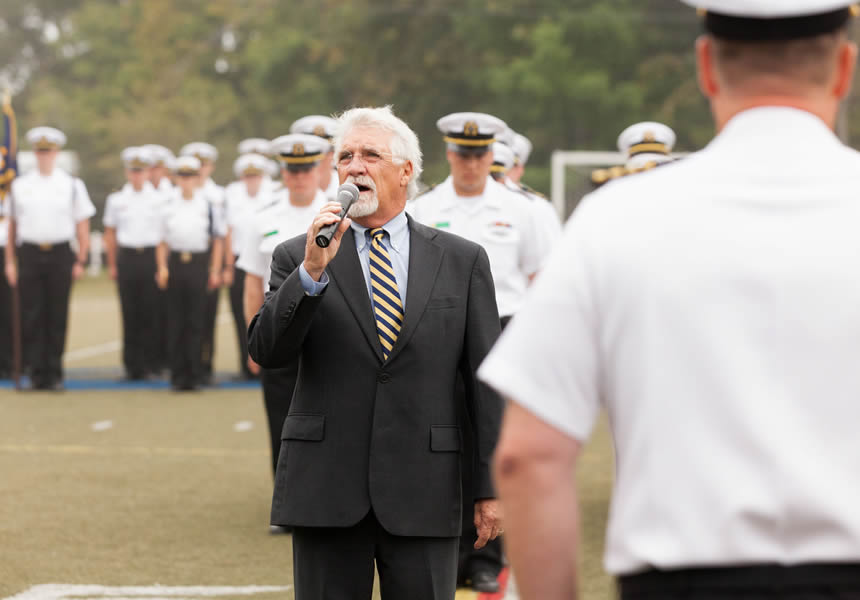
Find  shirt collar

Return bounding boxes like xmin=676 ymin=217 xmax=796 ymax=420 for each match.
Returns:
xmin=352 ymin=209 xmax=409 ymax=254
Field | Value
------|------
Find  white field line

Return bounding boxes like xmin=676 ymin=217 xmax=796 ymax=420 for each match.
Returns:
xmin=2 ymin=585 xmax=291 ymax=600
xmin=63 ymin=311 xmax=234 ymax=364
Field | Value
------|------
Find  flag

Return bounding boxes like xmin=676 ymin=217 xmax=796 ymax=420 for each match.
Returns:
xmin=0 ymin=93 xmax=17 ymax=202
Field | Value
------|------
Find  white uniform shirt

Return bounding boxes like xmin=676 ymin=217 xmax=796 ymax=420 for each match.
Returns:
xmin=324 ymin=172 xmax=338 ymax=201
xmin=156 ymin=178 xmax=174 ymax=196
xmin=409 ymin=176 xmax=542 ymax=317
xmin=10 ymin=169 xmax=96 ymax=244
xmin=225 ymin=178 xmax=275 ymax=256
xmin=0 ymin=197 xmax=9 ymax=247
xmin=479 ymin=107 xmax=860 ymax=574
xmin=160 ymin=189 xmax=227 ymax=252
xmin=103 ymin=182 xmax=167 ymax=248
xmin=504 ymin=177 xmax=562 ymax=261
xmin=237 ymin=189 xmax=327 ymax=292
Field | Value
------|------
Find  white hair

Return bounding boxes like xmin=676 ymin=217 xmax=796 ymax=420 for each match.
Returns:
xmin=333 ymin=105 xmax=423 ymax=201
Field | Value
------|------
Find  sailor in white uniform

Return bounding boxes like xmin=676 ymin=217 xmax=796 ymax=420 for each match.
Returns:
xmin=237 ymin=133 xmax=328 ymax=479
xmin=482 ymin=2 xmax=860 ymax=598
xmin=103 ymin=146 xmax=167 ymax=380
xmin=5 ymin=126 xmax=96 ymax=390
xmin=289 ymin=115 xmax=339 ymax=200
xmin=224 ymin=152 xmax=273 ymax=379
xmin=179 ymin=141 xmax=225 ymax=382
xmin=156 ymin=156 xmax=226 ymax=391
xmin=491 ymin=141 xmax=561 ymax=258
xmin=617 ymin=121 xmax=677 ymax=171
xmin=143 ymin=144 xmax=176 ymax=195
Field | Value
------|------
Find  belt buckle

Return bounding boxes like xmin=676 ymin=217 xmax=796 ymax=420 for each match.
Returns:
xmin=38 ymin=243 xmax=52 ymax=251
xmin=136 ymin=247 xmax=145 ymax=254
xmin=180 ymin=251 xmax=192 ymax=263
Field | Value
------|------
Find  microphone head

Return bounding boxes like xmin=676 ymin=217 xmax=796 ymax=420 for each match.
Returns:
xmin=337 ymin=182 xmax=360 ymax=209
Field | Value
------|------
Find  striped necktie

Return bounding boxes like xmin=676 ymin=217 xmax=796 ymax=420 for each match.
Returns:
xmin=368 ymin=228 xmax=404 ymax=360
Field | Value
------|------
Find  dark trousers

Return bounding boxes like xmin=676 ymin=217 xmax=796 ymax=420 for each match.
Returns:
xmin=456 ymin=316 xmax=510 ymax=582
xmin=167 ymin=251 xmax=209 ymax=388
xmin=154 ymin=287 xmax=169 ymax=371
xmin=117 ymin=246 xmax=159 ymax=378
xmin=228 ymin=259 xmax=252 ymax=378
xmin=292 ymin=510 xmax=458 ymax=600
xmin=262 ymin=364 xmax=297 ymax=475
xmin=619 ymin=563 xmax=860 ymax=600
xmin=0 ymin=255 xmax=11 ymax=376
xmin=201 ymin=280 xmax=219 ymax=379
xmin=18 ymin=242 xmax=74 ymax=386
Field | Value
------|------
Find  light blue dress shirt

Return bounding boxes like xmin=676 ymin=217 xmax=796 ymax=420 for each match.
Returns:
xmin=299 ymin=210 xmax=410 ymax=308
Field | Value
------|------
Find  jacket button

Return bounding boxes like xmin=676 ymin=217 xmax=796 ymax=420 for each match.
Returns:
xmin=378 ymin=373 xmax=391 ymax=384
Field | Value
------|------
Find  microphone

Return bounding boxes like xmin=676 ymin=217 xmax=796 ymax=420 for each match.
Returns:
xmin=315 ymin=183 xmax=360 ymax=248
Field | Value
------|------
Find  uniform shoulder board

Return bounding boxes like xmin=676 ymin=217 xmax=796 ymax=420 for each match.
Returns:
xmin=590 ymin=161 xmax=668 ymax=188
xmin=256 ymin=197 xmax=281 ymax=213
xmin=415 ymin=182 xmax=438 ymax=198
xmin=519 ymin=183 xmax=546 ymax=200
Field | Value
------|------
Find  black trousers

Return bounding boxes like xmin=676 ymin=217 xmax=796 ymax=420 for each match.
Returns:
xmin=228 ymin=258 xmax=252 ymax=378
xmin=154 ymin=287 xmax=169 ymax=371
xmin=292 ymin=510 xmax=458 ymax=600
xmin=619 ymin=563 xmax=860 ymax=600
xmin=201 ymin=279 xmax=219 ymax=378
xmin=262 ymin=364 xmax=297 ymax=475
xmin=456 ymin=316 xmax=510 ymax=582
xmin=18 ymin=242 xmax=74 ymax=386
xmin=167 ymin=251 xmax=209 ymax=387
xmin=117 ymin=246 xmax=159 ymax=377
xmin=0 ymin=254 xmax=11 ymax=376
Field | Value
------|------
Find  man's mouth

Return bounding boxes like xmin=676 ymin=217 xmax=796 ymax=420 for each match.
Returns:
xmin=356 ymin=184 xmax=372 ymax=193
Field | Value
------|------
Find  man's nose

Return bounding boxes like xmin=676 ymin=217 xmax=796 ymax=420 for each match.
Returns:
xmin=346 ymin=158 xmax=367 ymax=177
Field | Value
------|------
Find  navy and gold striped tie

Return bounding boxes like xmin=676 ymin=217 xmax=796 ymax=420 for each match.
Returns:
xmin=368 ymin=228 xmax=404 ymax=360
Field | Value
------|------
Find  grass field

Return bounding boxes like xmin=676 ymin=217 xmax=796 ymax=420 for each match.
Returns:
xmin=0 ymin=275 xmax=616 ymax=599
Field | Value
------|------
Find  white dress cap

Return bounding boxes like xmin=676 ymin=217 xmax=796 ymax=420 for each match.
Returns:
xmin=496 ymin=127 xmax=515 ymax=148
xmin=26 ymin=126 xmax=67 ymax=150
xmin=142 ymin=144 xmax=175 ymax=167
xmin=233 ymin=153 xmax=270 ymax=178
xmin=289 ymin=115 xmax=338 ymax=140
xmin=270 ymin=133 xmax=331 ymax=167
xmin=511 ymin=133 xmax=533 ymax=166
xmin=237 ymin=138 xmax=272 ymax=156
xmin=617 ymin=121 xmax=676 ymax=158
xmin=681 ymin=0 xmax=857 ymax=18
xmin=173 ymin=155 xmax=202 ymax=174
xmin=491 ymin=142 xmax=516 ymax=173
xmin=121 ymin=146 xmax=155 ymax=169
xmin=179 ymin=141 xmax=218 ymax=163
xmin=437 ymin=112 xmax=508 ymax=147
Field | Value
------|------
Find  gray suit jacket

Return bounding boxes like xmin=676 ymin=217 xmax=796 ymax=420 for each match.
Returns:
xmin=248 ymin=215 xmax=502 ymax=537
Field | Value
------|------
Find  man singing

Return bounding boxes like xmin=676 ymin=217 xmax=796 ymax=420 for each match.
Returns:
xmin=248 ymin=106 xmax=503 ymax=599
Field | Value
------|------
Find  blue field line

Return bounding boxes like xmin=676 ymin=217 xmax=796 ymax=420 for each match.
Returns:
xmin=0 ymin=377 xmax=260 ymax=391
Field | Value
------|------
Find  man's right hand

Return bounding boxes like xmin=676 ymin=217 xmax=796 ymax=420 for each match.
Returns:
xmin=5 ymin=262 xmax=17 ymax=287
xmin=247 ymin=356 xmax=261 ymax=375
xmin=108 ymin=265 xmax=118 ymax=280
xmin=302 ymin=202 xmax=352 ymax=282
xmin=156 ymin=267 xmax=169 ymax=290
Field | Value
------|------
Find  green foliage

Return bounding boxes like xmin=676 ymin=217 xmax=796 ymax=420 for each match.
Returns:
xmin=7 ymin=0 xmax=719 ymax=213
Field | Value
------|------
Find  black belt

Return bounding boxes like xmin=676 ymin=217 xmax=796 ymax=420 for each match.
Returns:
xmin=119 ymin=245 xmax=156 ymax=254
xmin=21 ymin=241 xmax=70 ymax=252
xmin=169 ymin=250 xmax=208 ymax=264
xmin=619 ymin=563 xmax=860 ymax=594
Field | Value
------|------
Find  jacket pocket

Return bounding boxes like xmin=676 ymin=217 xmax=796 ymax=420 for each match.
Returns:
xmin=282 ymin=414 xmax=325 ymax=441
xmin=426 ymin=296 xmax=460 ymax=310
xmin=430 ymin=425 xmax=461 ymax=452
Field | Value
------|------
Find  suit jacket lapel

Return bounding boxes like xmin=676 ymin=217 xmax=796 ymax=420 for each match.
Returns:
xmin=326 ymin=228 xmax=384 ymax=362
xmin=385 ymin=217 xmax=443 ymax=364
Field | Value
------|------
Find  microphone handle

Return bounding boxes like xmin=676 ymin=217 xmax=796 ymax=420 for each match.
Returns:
xmin=315 ymin=207 xmax=347 ymax=248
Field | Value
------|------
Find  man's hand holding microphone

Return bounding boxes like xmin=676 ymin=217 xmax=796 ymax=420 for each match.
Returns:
xmin=303 ymin=183 xmax=359 ymax=282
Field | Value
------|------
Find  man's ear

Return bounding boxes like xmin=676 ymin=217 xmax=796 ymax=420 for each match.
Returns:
xmin=401 ymin=161 xmax=413 ymax=186
xmin=696 ymin=35 xmax=720 ymax=99
xmin=832 ymin=41 xmax=858 ymax=99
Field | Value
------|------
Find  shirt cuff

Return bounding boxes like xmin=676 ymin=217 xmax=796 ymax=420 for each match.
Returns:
xmin=299 ymin=263 xmax=329 ymax=295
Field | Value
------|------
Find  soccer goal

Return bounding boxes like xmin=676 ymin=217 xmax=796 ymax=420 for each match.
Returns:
xmin=549 ymin=150 xmax=688 ymax=221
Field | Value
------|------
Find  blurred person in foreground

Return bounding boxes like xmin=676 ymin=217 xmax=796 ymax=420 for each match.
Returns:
xmin=248 ymin=106 xmax=503 ymax=599
xmin=480 ymin=1 xmax=860 ymax=598
xmin=5 ymin=127 xmax=95 ymax=390
xmin=103 ymin=146 xmax=166 ymax=380
xmin=238 ymin=134 xmax=328 ymax=488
